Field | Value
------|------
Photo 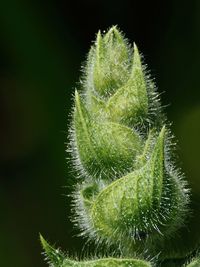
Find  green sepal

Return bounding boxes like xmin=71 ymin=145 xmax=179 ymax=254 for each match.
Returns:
xmin=90 ymin=127 xmax=165 ymax=242
xmin=107 ymin=43 xmax=148 ymax=126
xmin=74 ymin=91 xmax=143 ymax=180
xmin=92 ymin=26 xmax=130 ymax=98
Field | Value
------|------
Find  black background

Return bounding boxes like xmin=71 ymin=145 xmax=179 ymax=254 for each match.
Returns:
xmin=0 ymin=1 xmax=200 ymax=266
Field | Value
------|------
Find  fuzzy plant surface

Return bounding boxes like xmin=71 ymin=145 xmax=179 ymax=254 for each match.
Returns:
xmin=41 ymin=26 xmax=199 ymax=267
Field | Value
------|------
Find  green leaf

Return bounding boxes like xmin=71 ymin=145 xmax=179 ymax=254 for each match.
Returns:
xmin=90 ymin=127 xmax=165 ymax=243
xmin=40 ymin=234 xmax=65 ymax=267
xmin=40 ymin=235 xmax=152 ymax=267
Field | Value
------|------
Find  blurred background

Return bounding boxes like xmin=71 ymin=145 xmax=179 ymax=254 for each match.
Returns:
xmin=0 ymin=0 xmax=200 ymax=266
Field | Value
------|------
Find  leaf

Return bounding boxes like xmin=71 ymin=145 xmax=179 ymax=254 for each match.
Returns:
xmin=40 ymin=235 xmax=152 ymax=267
xmin=40 ymin=234 xmax=66 ymax=267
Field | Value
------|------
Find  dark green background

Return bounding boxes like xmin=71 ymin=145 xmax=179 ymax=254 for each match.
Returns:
xmin=0 ymin=1 xmax=200 ymax=266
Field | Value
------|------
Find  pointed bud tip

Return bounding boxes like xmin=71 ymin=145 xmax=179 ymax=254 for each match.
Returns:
xmin=159 ymin=125 xmax=166 ymax=140
xmin=104 ymin=25 xmax=124 ymax=44
xmin=107 ymin=25 xmax=118 ymax=34
xmin=133 ymin=42 xmax=138 ymax=50
xmin=39 ymin=234 xmax=51 ymax=252
xmin=133 ymin=42 xmax=141 ymax=61
xmin=39 ymin=233 xmax=46 ymax=247
xmin=96 ymin=30 xmax=102 ymax=43
xmin=75 ymin=89 xmax=78 ymax=97
xmin=75 ymin=90 xmax=80 ymax=103
xmin=133 ymin=42 xmax=140 ymax=56
xmin=131 ymin=42 xmax=143 ymax=73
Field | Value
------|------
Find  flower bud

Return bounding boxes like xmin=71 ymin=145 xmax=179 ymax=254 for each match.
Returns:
xmin=70 ymin=26 xmax=189 ymax=258
xmin=40 ymin=26 xmax=191 ymax=267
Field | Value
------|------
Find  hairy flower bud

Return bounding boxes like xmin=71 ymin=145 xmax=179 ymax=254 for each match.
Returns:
xmin=70 ymin=26 xmax=189 ymax=256
xmin=41 ymin=26 xmax=191 ymax=267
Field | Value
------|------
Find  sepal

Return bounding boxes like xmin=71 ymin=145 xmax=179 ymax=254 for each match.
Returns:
xmin=92 ymin=27 xmax=130 ymax=98
xmin=74 ymin=91 xmax=143 ymax=180
xmin=107 ymin=43 xmax=148 ymax=126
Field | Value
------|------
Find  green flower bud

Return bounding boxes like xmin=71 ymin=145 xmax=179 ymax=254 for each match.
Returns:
xmin=70 ymin=26 xmax=189 ymax=258
xmin=41 ymin=26 xmax=192 ymax=267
